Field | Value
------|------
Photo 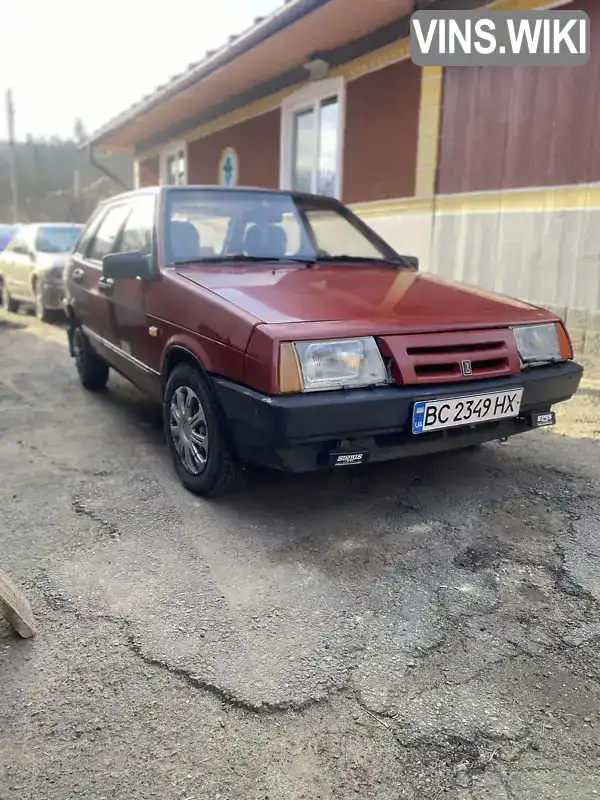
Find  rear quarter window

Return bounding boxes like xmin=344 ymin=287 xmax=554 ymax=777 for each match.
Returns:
xmin=74 ymin=209 xmax=106 ymax=257
xmin=87 ymin=205 xmax=130 ymax=262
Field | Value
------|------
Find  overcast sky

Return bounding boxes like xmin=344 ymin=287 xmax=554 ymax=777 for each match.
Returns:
xmin=0 ymin=0 xmax=280 ymax=141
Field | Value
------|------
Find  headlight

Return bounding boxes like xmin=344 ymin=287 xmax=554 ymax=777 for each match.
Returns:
xmin=279 ymin=337 xmax=387 ymax=393
xmin=513 ymin=323 xmax=562 ymax=364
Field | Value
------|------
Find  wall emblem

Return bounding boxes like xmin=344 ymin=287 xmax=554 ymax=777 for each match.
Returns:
xmin=218 ymin=147 xmax=239 ymax=187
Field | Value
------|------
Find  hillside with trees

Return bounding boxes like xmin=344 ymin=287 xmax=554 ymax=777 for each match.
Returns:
xmin=0 ymin=120 xmax=133 ymax=225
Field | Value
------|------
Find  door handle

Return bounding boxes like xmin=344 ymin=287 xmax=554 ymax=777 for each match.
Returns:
xmin=72 ymin=267 xmax=85 ymax=283
xmin=98 ymin=277 xmax=114 ymax=296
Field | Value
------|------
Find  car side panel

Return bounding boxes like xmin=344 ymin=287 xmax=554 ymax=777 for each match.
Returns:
xmin=158 ymin=325 xmax=247 ymax=383
xmin=66 ymin=208 xmax=108 ymax=338
xmin=16 ymin=253 xmax=37 ymax=301
xmin=4 ymin=251 xmax=32 ymax=301
xmin=103 ymin=277 xmax=162 ymax=399
xmin=0 ymin=250 xmax=15 ymax=295
xmin=143 ymin=272 xmax=255 ymax=382
xmin=10 ymin=228 xmax=38 ymax=301
xmin=98 ymin=195 xmax=163 ymax=397
xmin=69 ymin=256 xmax=110 ymax=341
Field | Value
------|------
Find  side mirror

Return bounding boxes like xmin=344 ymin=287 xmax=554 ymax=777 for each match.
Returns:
xmin=102 ymin=252 xmax=153 ymax=280
xmin=402 ymin=255 xmax=419 ymax=271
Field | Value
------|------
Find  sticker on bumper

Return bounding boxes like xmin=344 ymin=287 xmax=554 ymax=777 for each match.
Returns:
xmin=530 ymin=411 xmax=556 ymax=428
xmin=331 ymin=452 xmax=368 ymax=467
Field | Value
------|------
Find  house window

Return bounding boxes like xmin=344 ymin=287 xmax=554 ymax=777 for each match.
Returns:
xmin=281 ymin=77 xmax=345 ymax=199
xmin=160 ymin=142 xmax=187 ymax=186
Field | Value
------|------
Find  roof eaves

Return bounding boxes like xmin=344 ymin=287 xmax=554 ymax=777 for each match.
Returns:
xmin=88 ymin=0 xmax=332 ymax=148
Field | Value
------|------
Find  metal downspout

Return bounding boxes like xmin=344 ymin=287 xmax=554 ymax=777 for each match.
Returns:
xmin=87 ymin=145 xmax=130 ymax=191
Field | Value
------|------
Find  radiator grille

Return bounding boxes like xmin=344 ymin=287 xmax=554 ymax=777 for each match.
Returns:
xmin=379 ymin=330 xmax=520 ymax=385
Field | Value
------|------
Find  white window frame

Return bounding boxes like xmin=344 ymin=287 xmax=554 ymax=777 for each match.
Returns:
xmin=159 ymin=140 xmax=188 ymax=186
xmin=280 ymin=76 xmax=346 ymax=199
xmin=133 ymin=159 xmax=140 ymax=189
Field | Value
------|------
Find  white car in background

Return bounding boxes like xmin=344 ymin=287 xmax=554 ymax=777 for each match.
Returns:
xmin=0 ymin=223 xmax=83 ymax=321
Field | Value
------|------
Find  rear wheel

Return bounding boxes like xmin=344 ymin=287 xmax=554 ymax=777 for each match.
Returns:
xmin=1 ymin=284 xmax=20 ymax=313
xmin=73 ymin=327 xmax=109 ymax=391
xmin=163 ymin=364 xmax=241 ymax=497
xmin=34 ymin=283 xmax=52 ymax=323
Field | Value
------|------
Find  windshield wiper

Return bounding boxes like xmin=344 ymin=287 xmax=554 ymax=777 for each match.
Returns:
xmin=172 ymin=254 xmax=413 ymax=269
xmin=314 ymin=255 xmax=410 ymax=267
xmin=173 ymin=255 xmax=311 ymax=266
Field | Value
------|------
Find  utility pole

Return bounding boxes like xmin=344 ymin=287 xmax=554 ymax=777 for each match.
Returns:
xmin=5 ymin=89 xmax=19 ymax=223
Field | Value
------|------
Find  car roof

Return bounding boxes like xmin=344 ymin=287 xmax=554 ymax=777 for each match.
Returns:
xmin=100 ymin=185 xmax=341 ymax=206
xmin=25 ymin=222 xmax=84 ymax=228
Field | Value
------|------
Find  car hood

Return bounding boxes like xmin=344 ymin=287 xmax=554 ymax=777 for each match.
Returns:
xmin=176 ymin=264 xmax=556 ymax=333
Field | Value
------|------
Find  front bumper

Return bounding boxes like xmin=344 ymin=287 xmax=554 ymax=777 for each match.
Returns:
xmin=41 ymin=282 xmax=65 ymax=311
xmin=213 ymin=361 xmax=584 ymax=472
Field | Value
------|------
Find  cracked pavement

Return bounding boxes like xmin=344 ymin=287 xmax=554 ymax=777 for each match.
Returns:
xmin=1 ymin=310 xmax=600 ymax=799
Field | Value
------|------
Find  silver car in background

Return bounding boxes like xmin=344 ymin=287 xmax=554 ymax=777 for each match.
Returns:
xmin=0 ymin=223 xmax=83 ymax=321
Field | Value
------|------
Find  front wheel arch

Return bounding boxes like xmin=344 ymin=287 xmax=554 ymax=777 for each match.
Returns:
xmin=163 ymin=362 xmax=241 ymax=496
xmin=162 ymin=346 xmax=211 ymax=387
xmin=162 ymin=347 xmax=241 ymax=464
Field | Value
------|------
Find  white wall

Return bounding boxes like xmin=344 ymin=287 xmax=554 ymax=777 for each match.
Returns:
xmin=354 ymin=194 xmax=600 ymax=369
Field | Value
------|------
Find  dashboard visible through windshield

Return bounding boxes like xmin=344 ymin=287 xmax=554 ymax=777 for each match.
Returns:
xmin=164 ymin=189 xmax=403 ymax=266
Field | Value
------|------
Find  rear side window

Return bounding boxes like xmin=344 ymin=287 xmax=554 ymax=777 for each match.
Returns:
xmin=88 ymin=205 xmax=130 ymax=262
xmin=74 ymin=209 xmax=105 ymax=256
xmin=5 ymin=230 xmax=30 ymax=254
xmin=119 ymin=195 xmax=155 ymax=255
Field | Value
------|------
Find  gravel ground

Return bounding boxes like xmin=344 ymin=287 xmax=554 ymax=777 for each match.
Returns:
xmin=1 ymin=310 xmax=600 ymax=800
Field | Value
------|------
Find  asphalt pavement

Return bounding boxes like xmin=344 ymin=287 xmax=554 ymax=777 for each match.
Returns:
xmin=1 ymin=310 xmax=600 ymax=800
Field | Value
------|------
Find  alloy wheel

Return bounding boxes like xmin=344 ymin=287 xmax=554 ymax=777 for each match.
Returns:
xmin=35 ymin=288 xmax=45 ymax=320
xmin=169 ymin=385 xmax=209 ymax=475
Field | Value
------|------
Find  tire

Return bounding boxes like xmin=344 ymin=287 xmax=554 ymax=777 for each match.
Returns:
xmin=1 ymin=284 xmax=20 ymax=313
xmin=34 ymin=283 xmax=52 ymax=323
xmin=163 ymin=364 xmax=241 ymax=497
xmin=72 ymin=327 xmax=109 ymax=391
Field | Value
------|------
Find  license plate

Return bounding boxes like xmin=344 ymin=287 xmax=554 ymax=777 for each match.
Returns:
xmin=412 ymin=388 xmax=524 ymax=435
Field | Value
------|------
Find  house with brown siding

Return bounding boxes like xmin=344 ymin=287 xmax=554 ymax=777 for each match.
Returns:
xmin=88 ymin=0 xmax=599 ymax=365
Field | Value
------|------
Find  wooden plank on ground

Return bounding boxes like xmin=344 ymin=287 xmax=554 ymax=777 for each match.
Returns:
xmin=0 ymin=567 xmax=36 ymax=638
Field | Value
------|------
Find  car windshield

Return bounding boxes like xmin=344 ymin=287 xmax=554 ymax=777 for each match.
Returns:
xmin=35 ymin=225 xmax=83 ymax=254
xmin=164 ymin=189 xmax=402 ymax=266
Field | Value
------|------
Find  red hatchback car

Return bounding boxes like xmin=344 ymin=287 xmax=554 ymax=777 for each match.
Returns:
xmin=64 ymin=186 xmax=583 ymax=496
